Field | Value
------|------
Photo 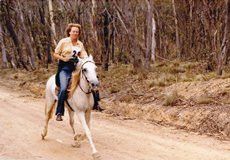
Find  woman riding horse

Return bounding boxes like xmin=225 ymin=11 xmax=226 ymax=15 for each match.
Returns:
xmin=53 ymin=23 xmax=103 ymax=121
xmin=42 ymin=55 xmax=101 ymax=159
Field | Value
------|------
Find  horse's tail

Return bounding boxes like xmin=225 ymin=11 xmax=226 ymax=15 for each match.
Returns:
xmin=44 ymin=75 xmax=56 ymax=118
xmin=44 ymin=102 xmax=47 ymax=115
xmin=45 ymin=101 xmax=56 ymax=119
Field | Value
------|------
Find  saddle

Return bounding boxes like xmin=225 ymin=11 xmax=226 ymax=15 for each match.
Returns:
xmin=55 ymin=72 xmax=78 ymax=99
xmin=54 ymin=82 xmax=71 ymax=100
xmin=55 ymin=56 xmax=79 ymax=99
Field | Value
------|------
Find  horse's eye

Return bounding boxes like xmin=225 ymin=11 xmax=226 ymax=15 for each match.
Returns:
xmin=83 ymin=68 xmax=87 ymax=72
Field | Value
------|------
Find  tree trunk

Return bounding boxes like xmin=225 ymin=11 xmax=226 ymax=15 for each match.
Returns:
xmin=172 ymin=0 xmax=181 ymax=59
xmin=39 ymin=0 xmax=53 ymax=66
xmin=27 ymin=12 xmax=42 ymax=61
xmin=217 ymin=0 xmax=230 ymax=75
xmin=46 ymin=29 xmax=53 ymax=67
xmin=17 ymin=0 xmax=36 ymax=70
xmin=102 ymin=6 xmax=110 ymax=71
xmin=145 ymin=0 xmax=153 ymax=69
xmin=151 ymin=16 xmax=156 ymax=62
xmin=3 ymin=2 xmax=29 ymax=70
xmin=48 ymin=0 xmax=57 ymax=46
xmin=114 ymin=0 xmax=143 ymax=72
xmin=91 ymin=0 xmax=101 ymax=63
xmin=110 ymin=15 xmax=115 ymax=63
xmin=0 ymin=22 xmax=8 ymax=68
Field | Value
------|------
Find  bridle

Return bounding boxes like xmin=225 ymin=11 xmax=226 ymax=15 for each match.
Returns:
xmin=79 ymin=60 xmax=97 ymax=94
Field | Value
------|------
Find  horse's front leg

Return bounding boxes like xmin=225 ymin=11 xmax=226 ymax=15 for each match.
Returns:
xmin=77 ymin=111 xmax=101 ymax=160
xmin=74 ymin=108 xmax=91 ymax=141
xmin=85 ymin=108 xmax=91 ymax=129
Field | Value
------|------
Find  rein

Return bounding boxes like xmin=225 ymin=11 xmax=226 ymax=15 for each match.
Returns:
xmin=79 ymin=60 xmax=96 ymax=94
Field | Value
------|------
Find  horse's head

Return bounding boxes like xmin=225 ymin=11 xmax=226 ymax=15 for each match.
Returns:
xmin=78 ymin=55 xmax=99 ymax=88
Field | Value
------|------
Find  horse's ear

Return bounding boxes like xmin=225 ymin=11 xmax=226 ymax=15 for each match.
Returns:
xmin=78 ymin=56 xmax=84 ymax=64
xmin=89 ymin=54 xmax=93 ymax=60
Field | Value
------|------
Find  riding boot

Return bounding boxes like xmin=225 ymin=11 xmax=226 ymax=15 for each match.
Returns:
xmin=93 ymin=104 xmax=104 ymax=112
xmin=92 ymin=90 xmax=104 ymax=112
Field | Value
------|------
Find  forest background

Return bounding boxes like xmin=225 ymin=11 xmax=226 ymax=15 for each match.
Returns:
xmin=0 ymin=0 xmax=229 ymax=73
xmin=1 ymin=0 xmax=230 ymax=137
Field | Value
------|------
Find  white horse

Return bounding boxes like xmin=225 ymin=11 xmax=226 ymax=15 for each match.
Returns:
xmin=41 ymin=55 xmax=101 ymax=159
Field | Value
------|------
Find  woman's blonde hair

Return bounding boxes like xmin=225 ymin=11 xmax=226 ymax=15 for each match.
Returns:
xmin=66 ymin=23 xmax=81 ymax=37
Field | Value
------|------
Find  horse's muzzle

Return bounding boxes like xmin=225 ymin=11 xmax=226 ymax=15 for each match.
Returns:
xmin=90 ymin=80 xmax=99 ymax=88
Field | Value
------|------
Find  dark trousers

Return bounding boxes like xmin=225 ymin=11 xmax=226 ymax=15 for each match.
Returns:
xmin=92 ymin=90 xmax=100 ymax=107
xmin=56 ymin=69 xmax=72 ymax=116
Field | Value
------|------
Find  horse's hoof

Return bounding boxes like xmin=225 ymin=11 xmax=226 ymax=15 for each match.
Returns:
xmin=41 ymin=133 xmax=46 ymax=140
xmin=92 ymin=152 xmax=101 ymax=160
xmin=72 ymin=141 xmax=81 ymax=148
xmin=74 ymin=134 xmax=86 ymax=141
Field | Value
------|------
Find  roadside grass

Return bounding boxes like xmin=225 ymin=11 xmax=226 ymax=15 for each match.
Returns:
xmin=0 ymin=60 xmax=228 ymax=102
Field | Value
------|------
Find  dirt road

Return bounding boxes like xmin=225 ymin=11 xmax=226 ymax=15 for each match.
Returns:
xmin=0 ymin=85 xmax=230 ymax=160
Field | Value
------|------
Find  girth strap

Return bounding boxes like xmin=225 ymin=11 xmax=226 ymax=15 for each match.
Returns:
xmin=65 ymin=100 xmax=74 ymax=112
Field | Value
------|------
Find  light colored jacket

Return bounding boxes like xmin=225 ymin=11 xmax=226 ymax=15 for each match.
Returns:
xmin=54 ymin=37 xmax=88 ymax=59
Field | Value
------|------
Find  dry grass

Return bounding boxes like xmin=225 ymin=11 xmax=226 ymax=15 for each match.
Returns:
xmin=221 ymin=72 xmax=230 ymax=79
xmin=224 ymin=99 xmax=230 ymax=104
xmin=1 ymin=61 xmax=230 ymax=138
xmin=193 ymin=94 xmax=214 ymax=104
xmin=163 ymin=90 xmax=179 ymax=106
xmin=203 ymin=72 xmax=218 ymax=81
xmin=110 ymin=86 xmax=120 ymax=94
xmin=0 ymin=61 xmax=229 ymax=104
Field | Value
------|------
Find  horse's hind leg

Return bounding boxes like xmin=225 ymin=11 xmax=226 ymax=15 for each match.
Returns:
xmin=41 ymin=100 xmax=55 ymax=139
xmin=67 ymin=109 xmax=82 ymax=148
xmin=67 ymin=108 xmax=75 ymax=134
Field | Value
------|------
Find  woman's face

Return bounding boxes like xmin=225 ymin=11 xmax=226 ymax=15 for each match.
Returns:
xmin=69 ymin=27 xmax=80 ymax=40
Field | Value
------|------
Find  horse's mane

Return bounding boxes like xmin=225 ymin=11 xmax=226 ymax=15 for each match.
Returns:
xmin=68 ymin=67 xmax=81 ymax=97
xmin=68 ymin=57 xmax=94 ymax=97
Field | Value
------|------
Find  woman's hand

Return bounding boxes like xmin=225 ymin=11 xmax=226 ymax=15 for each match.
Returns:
xmin=53 ymin=53 xmax=71 ymax=62
xmin=61 ymin=55 xmax=70 ymax=62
